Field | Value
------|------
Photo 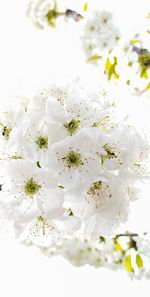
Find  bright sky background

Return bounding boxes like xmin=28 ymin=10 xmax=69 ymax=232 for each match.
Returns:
xmin=0 ymin=0 xmax=150 ymax=296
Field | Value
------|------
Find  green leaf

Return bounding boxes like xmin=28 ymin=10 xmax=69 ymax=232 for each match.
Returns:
xmin=87 ymin=55 xmax=102 ymax=62
xmin=144 ymin=82 xmax=150 ymax=91
xmin=83 ymin=2 xmax=88 ymax=12
xmin=136 ymin=254 xmax=143 ymax=268
xmin=140 ymin=68 xmax=148 ymax=79
xmin=105 ymin=57 xmax=119 ymax=81
xmin=124 ymin=255 xmax=134 ymax=272
xmin=130 ymin=39 xmax=139 ymax=45
xmin=114 ymin=239 xmax=123 ymax=252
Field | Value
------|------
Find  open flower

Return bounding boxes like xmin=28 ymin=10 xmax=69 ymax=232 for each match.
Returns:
xmin=68 ymin=175 xmax=129 ymax=237
xmin=49 ymin=128 xmax=107 ymax=194
xmin=1 ymin=159 xmax=64 ymax=222
xmin=0 ymin=105 xmax=29 ymax=161
xmin=26 ymin=0 xmax=61 ymax=29
xmin=45 ymin=87 xmax=111 ymax=144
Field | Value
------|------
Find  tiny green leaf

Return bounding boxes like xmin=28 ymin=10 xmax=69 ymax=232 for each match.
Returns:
xmin=83 ymin=2 xmax=88 ymax=12
xmin=105 ymin=57 xmax=119 ymax=81
xmin=130 ymin=39 xmax=139 ymax=45
xmin=124 ymin=255 xmax=134 ymax=272
xmin=140 ymin=68 xmax=148 ymax=79
xmin=136 ymin=254 xmax=143 ymax=268
xmin=114 ymin=239 xmax=123 ymax=252
xmin=145 ymin=82 xmax=150 ymax=90
xmin=87 ymin=55 xmax=102 ymax=62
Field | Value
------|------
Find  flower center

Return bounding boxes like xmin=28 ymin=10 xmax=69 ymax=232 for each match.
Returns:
xmin=35 ymin=136 xmax=48 ymax=149
xmin=88 ymin=181 xmax=103 ymax=196
xmin=101 ymin=143 xmax=117 ymax=164
xmin=89 ymin=25 xmax=95 ymax=31
xmin=138 ymin=52 xmax=150 ymax=68
xmin=46 ymin=9 xmax=57 ymax=27
xmin=62 ymin=150 xmax=83 ymax=168
xmin=64 ymin=119 xmax=80 ymax=135
xmin=24 ymin=178 xmax=41 ymax=197
xmin=138 ymin=51 xmax=150 ymax=78
xmin=103 ymin=144 xmax=116 ymax=158
xmin=1 ymin=126 xmax=11 ymax=140
xmin=103 ymin=18 xmax=108 ymax=24
xmin=87 ymin=181 xmax=112 ymax=209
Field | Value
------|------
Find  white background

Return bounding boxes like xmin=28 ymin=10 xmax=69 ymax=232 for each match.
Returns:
xmin=0 ymin=0 xmax=150 ymax=296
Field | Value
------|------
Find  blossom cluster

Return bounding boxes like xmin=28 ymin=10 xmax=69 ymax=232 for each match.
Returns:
xmin=81 ymin=11 xmax=150 ymax=94
xmin=27 ymin=0 xmax=82 ymax=29
xmin=80 ymin=9 xmax=150 ymax=94
xmin=1 ymin=1 xmax=150 ymax=278
xmin=26 ymin=0 xmax=150 ymax=94
xmin=41 ymin=233 xmax=150 ymax=280
xmin=0 ymin=79 xmax=149 ymax=248
xmin=80 ymin=10 xmax=121 ymax=59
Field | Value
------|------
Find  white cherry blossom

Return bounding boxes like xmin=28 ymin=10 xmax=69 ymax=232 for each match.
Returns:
xmin=0 ymin=159 xmax=64 ymax=222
